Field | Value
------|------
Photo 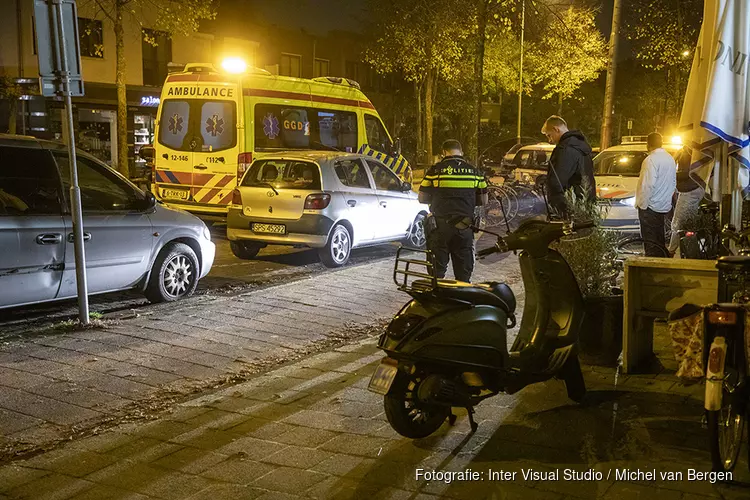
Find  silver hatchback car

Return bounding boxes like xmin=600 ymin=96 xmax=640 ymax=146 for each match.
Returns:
xmin=0 ymin=135 xmax=215 ymax=309
xmin=227 ymin=151 xmax=428 ymax=267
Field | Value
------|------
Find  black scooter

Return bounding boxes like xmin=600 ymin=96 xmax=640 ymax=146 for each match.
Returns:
xmin=367 ymin=218 xmax=593 ymax=438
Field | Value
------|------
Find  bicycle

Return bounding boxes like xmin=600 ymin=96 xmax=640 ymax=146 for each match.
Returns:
xmin=678 ymin=200 xmax=724 ymax=259
xmin=615 ymin=235 xmax=670 ymax=259
xmin=701 ymin=224 xmax=750 ymax=473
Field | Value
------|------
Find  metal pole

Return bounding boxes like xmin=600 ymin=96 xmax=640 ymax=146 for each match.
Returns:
xmin=516 ymin=0 xmax=525 ymax=143
xmin=600 ymin=0 xmax=622 ymax=150
xmin=53 ymin=0 xmax=89 ymax=324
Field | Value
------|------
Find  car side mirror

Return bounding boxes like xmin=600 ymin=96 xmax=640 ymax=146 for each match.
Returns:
xmin=139 ymin=144 xmax=155 ymax=162
xmin=401 ymin=181 xmax=412 ymax=192
xmin=140 ymin=191 xmax=157 ymax=211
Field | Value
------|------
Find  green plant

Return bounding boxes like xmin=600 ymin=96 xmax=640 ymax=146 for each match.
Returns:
xmin=553 ymin=191 xmax=620 ymax=298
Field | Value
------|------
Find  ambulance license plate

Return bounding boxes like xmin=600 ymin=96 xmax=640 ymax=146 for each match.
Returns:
xmin=162 ymin=188 xmax=190 ymax=201
xmin=367 ymin=359 xmax=399 ymax=395
xmin=252 ymin=223 xmax=286 ymax=234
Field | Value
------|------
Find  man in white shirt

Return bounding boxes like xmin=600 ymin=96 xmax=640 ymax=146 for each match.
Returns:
xmin=635 ymin=133 xmax=676 ymax=256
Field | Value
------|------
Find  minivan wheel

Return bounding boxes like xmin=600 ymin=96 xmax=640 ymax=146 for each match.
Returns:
xmin=145 ymin=242 xmax=199 ymax=303
xmin=230 ymin=241 xmax=262 ymax=260
xmin=405 ymin=213 xmax=427 ymax=249
xmin=319 ymin=224 xmax=351 ymax=267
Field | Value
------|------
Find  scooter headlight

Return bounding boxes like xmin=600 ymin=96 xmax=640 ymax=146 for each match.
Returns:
xmin=387 ymin=314 xmax=424 ymax=339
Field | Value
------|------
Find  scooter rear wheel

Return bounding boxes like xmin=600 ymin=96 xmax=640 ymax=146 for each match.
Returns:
xmin=384 ymin=373 xmax=450 ymax=439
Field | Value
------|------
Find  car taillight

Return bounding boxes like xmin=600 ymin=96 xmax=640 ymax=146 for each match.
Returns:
xmin=685 ymin=231 xmax=695 ymax=237
xmin=304 ymin=193 xmax=331 ymax=210
xmin=237 ymin=152 xmax=252 ymax=182
xmin=232 ymin=189 xmax=242 ymax=206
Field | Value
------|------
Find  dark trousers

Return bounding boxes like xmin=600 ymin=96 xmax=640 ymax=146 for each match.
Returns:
xmin=426 ymin=218 xmax=475 ymax=282
xmin=638 ymin=207 xmax=667 ymax=256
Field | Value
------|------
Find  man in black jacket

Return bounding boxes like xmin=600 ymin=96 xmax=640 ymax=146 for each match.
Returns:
xmin=541 ymin=115 xmax=597 ymax=216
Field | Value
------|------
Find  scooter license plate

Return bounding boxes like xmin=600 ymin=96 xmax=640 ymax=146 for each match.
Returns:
xmin=368 ymin=359 xmax=399 ymax=395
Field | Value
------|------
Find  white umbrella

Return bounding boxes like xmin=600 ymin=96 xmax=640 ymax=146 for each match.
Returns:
xmin=679 ymin=0 xmax=750 ymax=227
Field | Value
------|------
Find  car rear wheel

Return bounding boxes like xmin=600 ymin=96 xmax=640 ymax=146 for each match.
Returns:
xmin=319 ymin=224 xmax=351 ymax=267
xmin=230 ymin=241 xmax=262 ymax=260
xmin=145 ymin=242 xmax=199 ymax=303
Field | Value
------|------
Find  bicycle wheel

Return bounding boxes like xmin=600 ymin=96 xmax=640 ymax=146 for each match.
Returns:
xmin=488 ymin=186 xmax=518 ymax=225
xmin=616 ymin=237 xmax=670 ymax=258
xmin=707 ymin=336 xmax=746 ymax=473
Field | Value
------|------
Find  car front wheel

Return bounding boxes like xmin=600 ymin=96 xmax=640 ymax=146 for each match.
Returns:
xmin=145 ymin=242 xmax=200 ymax=303
xmin=318 ymin=224 xmax=351 ymax=267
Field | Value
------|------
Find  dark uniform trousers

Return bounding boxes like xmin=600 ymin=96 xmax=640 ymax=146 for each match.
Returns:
xmin=427 ymin=217 xmax=475 ymax=282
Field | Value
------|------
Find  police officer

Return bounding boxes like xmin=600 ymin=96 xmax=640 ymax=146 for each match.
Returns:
xmin=419 ymin=139 xmax=488 ymax=283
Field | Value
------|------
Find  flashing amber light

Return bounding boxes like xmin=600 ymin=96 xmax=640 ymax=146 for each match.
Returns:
xmin=221 ymin=57 xmax=247 ymax=74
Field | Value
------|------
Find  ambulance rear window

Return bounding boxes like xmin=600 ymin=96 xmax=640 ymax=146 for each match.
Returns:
xmin=158 ymin=99 xmax=236 ymax=152
xmin=255 ymin=104 xmax=357 ymax=152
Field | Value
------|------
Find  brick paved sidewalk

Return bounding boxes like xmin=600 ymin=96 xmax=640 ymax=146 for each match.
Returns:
xmin=0 ymin=254 xmax=522 ymax=462
xmin=1 ymin=327 xmax=749 ymax=500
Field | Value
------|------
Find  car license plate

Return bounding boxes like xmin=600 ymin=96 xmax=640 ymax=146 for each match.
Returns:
xmin=252 ymin=223 xmax=286 ymax=234
xmin=161 ymin=188 xmax=190 ymax=201
xmin=367 ymin=359 xmax=399 ymax=395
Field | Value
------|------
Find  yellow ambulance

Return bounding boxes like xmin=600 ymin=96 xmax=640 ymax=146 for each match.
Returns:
xmin=151 ymin=62 xmax=409 ymax=219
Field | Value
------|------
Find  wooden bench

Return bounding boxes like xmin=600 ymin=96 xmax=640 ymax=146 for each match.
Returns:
xmin=623 ymin=257 xmax=718 ymax=373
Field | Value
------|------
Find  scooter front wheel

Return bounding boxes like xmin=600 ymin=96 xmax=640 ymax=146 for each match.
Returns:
xmin=384 ymin=373 xmax=450 ymax=439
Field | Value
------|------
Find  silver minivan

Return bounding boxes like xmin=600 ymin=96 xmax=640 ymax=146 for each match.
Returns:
xmin=0 ymin=135 xmax=215 ymax=309
xmin=227 ymin=151 xmax=428 ymax=267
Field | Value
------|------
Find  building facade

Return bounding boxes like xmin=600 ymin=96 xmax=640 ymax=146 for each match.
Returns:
xmin=0 ymin=0 xmax=399 ymax=174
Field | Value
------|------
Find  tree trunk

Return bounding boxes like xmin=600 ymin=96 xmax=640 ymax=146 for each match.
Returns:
xmin=471 ymin=0 xmax=489 ymax=164
xmin=115 ymin=1 xmax=129 ymax=177
xmin=600 ymin=0 xmax=622 ymax=150
xmin=8 ymin=99 xmax=17 ymax=134
xmin=415 ymin=79 xmax=423 ymax=165
xmin=424 ymin=69 xmax=436 ymax=165
xmin=558 ymin=92 xmax=563 ymax=115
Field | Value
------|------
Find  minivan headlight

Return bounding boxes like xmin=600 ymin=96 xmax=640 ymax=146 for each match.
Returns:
xmin=202 ymin=225 xmax=211 ymax=240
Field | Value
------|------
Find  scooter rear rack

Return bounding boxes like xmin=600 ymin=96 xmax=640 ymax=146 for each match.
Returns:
xmin=393 ymin=246 xmax=438 ymax=293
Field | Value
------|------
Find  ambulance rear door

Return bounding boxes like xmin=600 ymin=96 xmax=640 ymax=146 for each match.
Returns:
xmin=155 ymin=77 xmax=239 ymax=212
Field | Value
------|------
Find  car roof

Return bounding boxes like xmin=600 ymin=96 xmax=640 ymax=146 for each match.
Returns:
xmin=0 ymin=133 xmax=67 ymax=150
xmin=599 ymin=142 xmax=682 ymax=153
xmin=255 ymin=151 xmax=370 ymax=163
xmin=517 ymin=143 xmax=555 ymax=152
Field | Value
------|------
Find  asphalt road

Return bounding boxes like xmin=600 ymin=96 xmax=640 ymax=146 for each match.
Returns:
xmin=0 ymin=224 xmax=401 ymax=335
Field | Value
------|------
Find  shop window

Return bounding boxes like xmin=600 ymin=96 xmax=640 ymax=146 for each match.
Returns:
xmin=79 ymin=18 xmax=104 ymax=58
xmin=314 ymin=59 xmax=330 ymax=78
xmin=280 ymin=54 xmax=301 ymax=78
xmin=142 ymin=29 xmax=172 ymax=87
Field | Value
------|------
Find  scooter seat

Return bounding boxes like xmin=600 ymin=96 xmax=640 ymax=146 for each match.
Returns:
xmin=415 ymin=279 xmax=516 ymax=314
